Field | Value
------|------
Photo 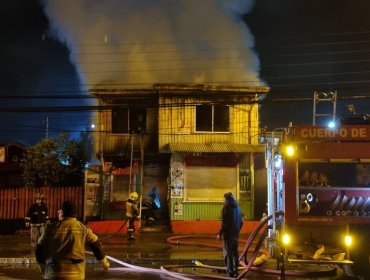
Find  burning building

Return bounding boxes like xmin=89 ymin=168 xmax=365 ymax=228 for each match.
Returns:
xmin=90 ymin=83 xmax=269 ymax=231
xmin=41 ymin=1 xmax=266 ymax=230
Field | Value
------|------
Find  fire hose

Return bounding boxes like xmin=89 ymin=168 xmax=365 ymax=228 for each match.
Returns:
xmin=163 ymin=212 xmax=336 ymax=279
xmin=98 ymin=219 xmax=128 ymax=241
xmin=91 ymin=211 xmax=338 ymax=279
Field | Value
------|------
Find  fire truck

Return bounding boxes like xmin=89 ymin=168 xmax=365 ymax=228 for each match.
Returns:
xmin=267 ymin=119 xmax=370 ymax=277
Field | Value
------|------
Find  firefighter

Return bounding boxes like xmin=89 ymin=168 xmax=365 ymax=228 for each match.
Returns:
xmin=126 ymin=192 xmax=140 ymax=240
xmin=25 ymin=193 xmax=49 ymax=246
xmin=35 ymin=201 xmax=109 ymax=279
xmin=141 ymin=193 xmax=158 ymax=226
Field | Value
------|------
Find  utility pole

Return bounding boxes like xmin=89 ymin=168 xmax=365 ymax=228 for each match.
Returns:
xmin=45 ymin=116 xmax=49 ymax=140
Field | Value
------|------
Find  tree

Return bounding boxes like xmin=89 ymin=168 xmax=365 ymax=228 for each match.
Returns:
xmin=21 ymin=133 xmax=89 ymax=187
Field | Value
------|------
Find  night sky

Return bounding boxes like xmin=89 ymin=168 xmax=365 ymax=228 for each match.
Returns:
xmin=1 ymin=0 xmax=370 ymax=145
xmin=246 ymin=0 xmax=370 ymax=128
xmin=0 ymin=0 xmax=91 ymax=145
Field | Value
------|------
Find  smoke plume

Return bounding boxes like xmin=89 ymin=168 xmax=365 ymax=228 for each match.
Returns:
xmin=41 ymin=0 xmax=262 ymax=88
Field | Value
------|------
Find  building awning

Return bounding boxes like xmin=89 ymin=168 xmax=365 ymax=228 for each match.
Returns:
xmin=167 ymin=142 xmax=266 ymax=153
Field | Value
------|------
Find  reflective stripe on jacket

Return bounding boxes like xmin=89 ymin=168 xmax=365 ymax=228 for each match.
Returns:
xmin=37 ymin=218 xmax=99 ymax=279
xmin=25 ymin=203 xmax=49 ymax=225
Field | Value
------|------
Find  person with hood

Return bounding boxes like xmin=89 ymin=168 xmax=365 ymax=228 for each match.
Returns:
xmin=217 ymin=192 xmax=243 ymax=278
xmin=35 ymin=201 xmax=109 ymax=279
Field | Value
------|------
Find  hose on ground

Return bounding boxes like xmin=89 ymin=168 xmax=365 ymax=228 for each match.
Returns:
xmin=98 ymin=219 xmax=128 ymax=241
xmin=87 ymin=212 xmax=337 ymax=279
xmin=164 ymin=212 xmax=336 ymax=279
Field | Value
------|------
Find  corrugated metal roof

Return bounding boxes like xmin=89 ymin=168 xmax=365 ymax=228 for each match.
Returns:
xmin=168 ymin=142 xmax=266 ymax=153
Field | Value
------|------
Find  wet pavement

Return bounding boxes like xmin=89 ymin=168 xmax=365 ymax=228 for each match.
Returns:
xmin=0 ymin=231 xmax=355 ymax=279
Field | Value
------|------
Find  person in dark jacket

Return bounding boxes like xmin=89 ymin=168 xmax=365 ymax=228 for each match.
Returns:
xmin=35 ymin=201 xmax=109 ymax=279
xmin=141 ymin=193 xmax=158 ymax=226
xmin=217 ymin=192 xmax=243 ymax=278
xmin=25 ymin=193 xmax=49 ymax=246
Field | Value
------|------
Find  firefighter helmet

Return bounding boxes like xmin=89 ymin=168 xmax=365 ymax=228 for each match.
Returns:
xmin=35 ymin=193 xmax=44 ymax=200
xmin=129 ymin=192 xmax=139 ymax=200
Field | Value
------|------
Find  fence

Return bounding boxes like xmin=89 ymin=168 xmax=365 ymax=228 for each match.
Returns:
xmin=0 ymin=186 xmax=84 ymax=220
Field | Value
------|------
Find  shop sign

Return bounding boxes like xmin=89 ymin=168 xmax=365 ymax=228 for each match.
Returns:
xmin=171 ymin=162 xmax=184 ymax=198
xmin=104 ymin=161 xmax=138 ymax=175
xmin=84 ymin=168 xmax=101 ymax=217
xmin=171 ymin=183 xmax=183 ymax=198
xmin=294 ymin=125 xmax=370 ymax=141
xmin=185 ymin=155 xmax=238 ymax=167
xmin=174 ymin=202 xmax=183 ymax=215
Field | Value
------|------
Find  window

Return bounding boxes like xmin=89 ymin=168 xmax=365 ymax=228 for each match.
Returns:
xmin=195 ymin=105 xmax=229 ymax=132
xmin=298 ymin=162 xmax=370 ymax=217
xmin=298 ymin=162 xmax=370 ymax=187
xmin=111 ymin=108 xmax=146 ymax=134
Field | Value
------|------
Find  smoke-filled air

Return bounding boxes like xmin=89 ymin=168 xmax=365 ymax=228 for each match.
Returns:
xmin=41 ymin=0 xmax=262 ymax=89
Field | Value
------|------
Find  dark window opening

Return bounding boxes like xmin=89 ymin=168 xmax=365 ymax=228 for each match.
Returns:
xmin=111 ymin=108 xmax=146 ymax=134
xmin=214 ymin=105 xmax=229 ymax=132
xmin=196 ymin=104 xmax=229 ymax=132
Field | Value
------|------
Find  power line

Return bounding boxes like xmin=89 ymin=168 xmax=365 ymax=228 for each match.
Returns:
xmin=254 ymin=30 xmax=370 ymax=41
xmin=4 ymin=74 xmax=370 ymax=95
xmin=0 ymin=94 xmax=369 ymax=113
xmin=259 ymin=49 xmax=370 ymax=59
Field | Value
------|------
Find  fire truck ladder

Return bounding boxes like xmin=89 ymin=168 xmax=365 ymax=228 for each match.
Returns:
xmin=128 ymin=133 xmax=145 ymax=226
xmin=312 ymin=91 xmax=337 ymax=125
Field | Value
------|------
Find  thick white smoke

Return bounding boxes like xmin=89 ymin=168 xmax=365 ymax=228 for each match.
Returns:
xmin=41 ymin=0 xmax=262 ymax=88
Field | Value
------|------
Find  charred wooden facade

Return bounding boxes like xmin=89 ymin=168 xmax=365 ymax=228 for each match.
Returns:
xmin=90 ymin=84 xmax=269 ymax=222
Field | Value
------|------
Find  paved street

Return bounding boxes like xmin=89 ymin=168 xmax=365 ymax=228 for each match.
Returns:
xmin=0 ymin=232 xmax=353 ymax=280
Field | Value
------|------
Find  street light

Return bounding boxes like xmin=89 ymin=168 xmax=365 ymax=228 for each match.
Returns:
xmin=327 ymin=120 xmax=336 ymax=129
xmin=282 ymin=233 xmax=291 ymax=246
xmin=284 ymin=145 xmax=295 ymax=157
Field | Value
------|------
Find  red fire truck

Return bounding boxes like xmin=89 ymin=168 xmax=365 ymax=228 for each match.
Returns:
xmin=268 ymin=122 xmax=370 ymax=276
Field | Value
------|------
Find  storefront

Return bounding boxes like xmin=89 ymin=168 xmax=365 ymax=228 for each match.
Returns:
xmin=167 ymin=142 xmax=265 ymax=232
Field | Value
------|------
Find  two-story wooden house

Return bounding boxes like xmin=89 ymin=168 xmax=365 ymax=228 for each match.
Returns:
xmin=90 ymin=84 xmax=269 ymax=230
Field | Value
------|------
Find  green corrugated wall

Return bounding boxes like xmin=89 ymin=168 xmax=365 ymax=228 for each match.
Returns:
xmin=170 ymin=197 xmax=253 ymax=221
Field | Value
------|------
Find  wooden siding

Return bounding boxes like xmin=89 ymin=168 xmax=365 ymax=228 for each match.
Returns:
xmin=158 ymin=97 xmax=260 ymax=152
xmin=93 ymin=108 xmax=158 ymax=156
xmin=0 ymin=186 xmax=83 ymax=219
xmin=92 ymin=94 xmax=260 ymax=155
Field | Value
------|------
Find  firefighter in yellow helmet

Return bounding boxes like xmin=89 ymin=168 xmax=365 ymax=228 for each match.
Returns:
xmin=126 ymin=192 xmax=140 ymax=240
xmin=25 ymin=193 xmax=49 ymax=246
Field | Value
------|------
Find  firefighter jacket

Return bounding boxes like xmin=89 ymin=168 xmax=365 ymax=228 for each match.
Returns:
xmin=219 ymin=197 xmax=243 ymax=239
xmin=25 ymin=203 xmax=49 ymax=226
xmin=126 ymin=199 xmax=139 ymax=218
xmin=35 ymin=217 xmax=105 ymax=280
